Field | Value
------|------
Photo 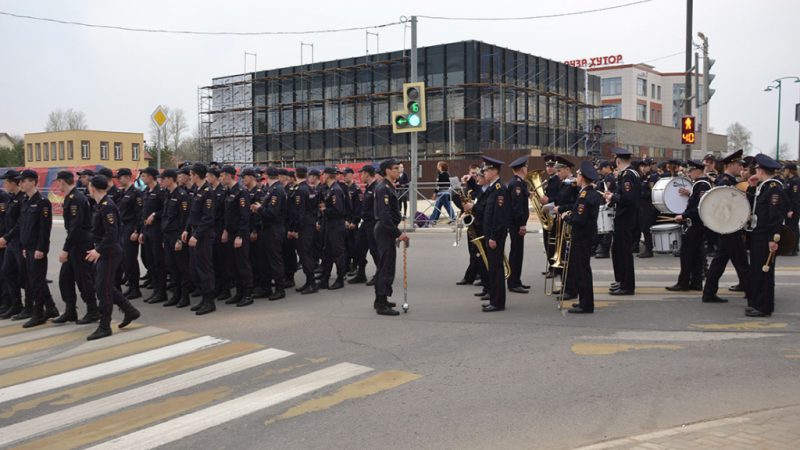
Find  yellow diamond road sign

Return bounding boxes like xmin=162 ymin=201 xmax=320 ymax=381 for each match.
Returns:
xmin=151 ymin=106 xmax=168 ymax=129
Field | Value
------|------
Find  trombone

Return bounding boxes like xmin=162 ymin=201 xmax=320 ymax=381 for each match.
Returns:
xmin=470 ymin=235 xmax=510 ymax=279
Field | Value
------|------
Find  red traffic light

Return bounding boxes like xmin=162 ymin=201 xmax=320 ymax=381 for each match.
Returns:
xmin=681 ymin=116 xmax=696 ymax=145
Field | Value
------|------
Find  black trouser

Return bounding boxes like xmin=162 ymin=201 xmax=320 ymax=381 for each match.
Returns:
xmin=788 ymin=214 xmax=800 ymax=252
xmin=355 ymin=220 xmax=378 ymax=270
xmin=250 ymin=232 xmax=269 ymax=289
xmin=190 ymin=231 xmax=214 ymax=296
xmin=703 ymin=232 xmax=750 ymax=298
xmin=164 ymin=232 xmax=191 ymax=299
xmin=227 ymin=236 xmax=253 ymax=292
xmin=345 ymin=225 xmax=358 ymax=270
xmin=322 ymin=219 xmax=346 ymax=281
xmin=95 ymin=244 xmax=127 ymax=321
xmin=568 ymin=238 xmax=594 ymax=311
xmin=638 ymin=204 xmax=657 ymax=252
xmin=213 ymin=232 xmax=231 ymax=292
xmin=595 ymin=233 xmax=612 ymax=255
xmin=0 ymin=247 xmax=5 ymax=301
xmin=298 ymin=221 xmax=317 ymax=280
xmin=487 ymin=237 xmax=507 ymax=309
xmin=611 ymin=216 xmax=635 ymax=290
xmin=59 ymin=240 xmax=97 ymax=310
xmin=119 ymin=223 xmax=140 ymax=288
xmin=507 ymin=229 xmax=524 ymax=288
xmin=313 ymin=221 xmax=325 ymax=265
xmin=25 ymin=251 xmax=55 ymax=318
xmin=3 ymin=243 xmax=25 ymax=303
xmin=374 ymin=223 xmax=397 ymax=299
xmin=748 ymin=235 xmax=775 ymax=313
xmin=262 ymin=224 xmax=285 ymax=289
xmin=144 ymin=228 xmax=166 ymax=294
xmin=677 ymin=226 xmax=705 ymax=287
xmin=463 ymin=238 xmax=481 ymax=283
xmin=282 ymin=234 xmax=298 ymax=282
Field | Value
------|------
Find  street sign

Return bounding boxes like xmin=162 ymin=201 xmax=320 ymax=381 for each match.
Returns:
xmin=151 ymin=106 xmax=168 ymax=129
xmin=681 ymin=116 xmax=696 ymax=145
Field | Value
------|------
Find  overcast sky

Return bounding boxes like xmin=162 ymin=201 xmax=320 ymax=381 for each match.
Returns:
xmin=1 ymin=0 xmax=798 ymax=158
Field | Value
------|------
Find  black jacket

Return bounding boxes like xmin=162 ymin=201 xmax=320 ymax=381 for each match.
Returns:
xmin=92 ymin=194 xmax=121 ymax=256
xmin=62 ymin=188 xmax=93 ymax=252
xmin=374 ymin=179 xmax=401 ymax=238
xmin=20 ymin=191 xmax=52 ymax=253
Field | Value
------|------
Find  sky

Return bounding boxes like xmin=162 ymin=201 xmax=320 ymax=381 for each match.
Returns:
xmin=1 ymin=0 xmax=799 ymax=158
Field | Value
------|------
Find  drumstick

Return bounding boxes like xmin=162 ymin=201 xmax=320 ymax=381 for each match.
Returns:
xmin=762 ymin=233 xmax=781 ymax=273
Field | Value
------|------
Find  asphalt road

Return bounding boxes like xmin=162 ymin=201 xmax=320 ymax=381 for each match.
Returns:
xmin=4 ymin=223 xmax=800 ymax=449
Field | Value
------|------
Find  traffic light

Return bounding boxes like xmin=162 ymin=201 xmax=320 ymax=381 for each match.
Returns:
xmin=681 ymin=116 xmax=696 ymax=145
xmin=392 ymin=82 xmax=427 ymax=133
xmin=703 ymin=56 xmax=716 ymax=105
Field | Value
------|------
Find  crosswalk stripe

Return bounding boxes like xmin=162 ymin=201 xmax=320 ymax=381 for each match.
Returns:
xmin=0 ymin=324 xmax=95 ymax=348
xmin=0 ymin=335 xmax=226 ymax=405
xmin=0 ymin=329 xmax=89 ymax=360
xmin=0 ymin=319 xmax=23 ymax=328
xmin=0 ymin=348 xmax=293 ymax=447
xmin=88 ymin=362 xmax=373 ymax=450
xmin=0 ymin=330 xmax=195 ymax=388
xmin=0 ymin=322 xmax=53 ymax=338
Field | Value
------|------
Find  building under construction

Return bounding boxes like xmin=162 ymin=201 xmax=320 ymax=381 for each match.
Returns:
xmin=198 ymin=40 xmax=602 ymax=165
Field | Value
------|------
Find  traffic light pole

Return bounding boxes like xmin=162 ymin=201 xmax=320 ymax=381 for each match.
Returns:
xmin=683 ymin=0 xmax=693 ymax=161
xmin=700 ymin=38 xmax=709 ymax=155
xmin=409 ymin=15 xmax=418 ymax=230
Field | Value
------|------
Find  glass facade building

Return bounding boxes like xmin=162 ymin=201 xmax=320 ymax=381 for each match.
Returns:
xmin=203 ymin=40 xmax=600 ymax=165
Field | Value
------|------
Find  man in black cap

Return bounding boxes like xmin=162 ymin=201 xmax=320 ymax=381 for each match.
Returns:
xmin=603 ymin=148 xmax=640 ymax=295
xmin=282 ymin=168 xmax=299 ymax=289
xmin=240 ymin=168 xmax=267 ymax=297
xmin=97 ymin=167 xmax=121 ymax=203
xmin=17 ymin=170 xmax=60 ymax=327
xmin=636 ymin=158 xmax=659 ymax=258
xmin=565 ymin=161 xmax=603 ymax=314
xmin=114 ymin=168 xmax=143 ymax=299
xmin=478 ymin=157 xmax=510 ymax=312
xmin=540 ymin=155 xmax=562 ymax=270
xmin=315 ymin=167 xmax=347 ymax=290
xmin=745 ymin=154 xmax=788 ymax=317
xmin=0 ymin=170 xmax=28 ymax=319
xmin=159 ymin=169 xmax=192 ymax=308
xmin=0 ymin=177 xmax=9 ymax=317
xmin=703 ymin=149 xmax=751 ymax=303
xmin=220 ymin=166 xmax=254 ymax=306
xmin=350 ymin=164 xmax=380 ymax=285
xmin=290 ymin=167 xmax=318 ymax=294
xmin=593 ymin=161 xmax=616 ymax=258
xmin=373 ymin=159 xmax=408 ymax=315
xmin=455 ymin=164 xmax=482 ymax=287
xmin=84 ymin=175 xmax=141 ymax=340
xmin=77 ymin=169 xmax=95 ymax=205
xmin=252 ymin=167 xmax=288 ymax=300
xmin=206 ymin=167 xmax=232 ymax=301
xmin=312 ymin=169 xmax=327 ymax=275
xmin=666 ymin=160 xmax=711 ymax=292
xmin=343 ymin=167 xmax=361 ymax=277
xmin=506 ymin=156 xmax=530 ymax=294
xmin=53 ymin=171 xmax=99 ymax=324
xmin=182 ymin=163 xmax=217 ymax=315
xmin=550 ymin=156 xmax=579 ymax=298
xmin=139 ymin=167 xmax=166 ymax=303
xmin=783 ymin=162 xmax=800 ymax=255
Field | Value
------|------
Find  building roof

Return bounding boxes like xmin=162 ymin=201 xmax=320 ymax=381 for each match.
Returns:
xmin=24 ymin=129 xmax=143 ymax=137
xmin=0 ymin=133 xmax=16 ymax=145
xmin=588 ymin=63 xmax=699 ymax=78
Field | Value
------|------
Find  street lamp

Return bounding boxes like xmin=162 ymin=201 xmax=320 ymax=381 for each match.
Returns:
xmin=764 ymin=76 xmax=800 ymax=160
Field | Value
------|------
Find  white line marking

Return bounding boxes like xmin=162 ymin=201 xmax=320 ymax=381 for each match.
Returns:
xmin=0 ymin=320 xmax=23 ymax=328
xmin=0 ymin=335 xmax=226 ymax=405
xmin=0 ymin=324 xmax=93 ymax=347
xmin=88 ymin=362 xmax=372 ymax=450
xmin=0 ymin=348 xmax=294 ymax=447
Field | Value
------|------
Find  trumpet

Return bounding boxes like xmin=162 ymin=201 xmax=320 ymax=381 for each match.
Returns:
xmin=453 ymin=212 xmax=474 ymax=246
xmin=471 ymin=235 xmax=510 ymax=279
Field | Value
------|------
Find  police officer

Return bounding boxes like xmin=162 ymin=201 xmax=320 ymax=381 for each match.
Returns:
xmin=0 ymin=183 xmax=8 ymax=317
xmin=478 ymin=157 xmax=509 ymax=312
xmin=182 ymin=163 xmax=217 ymax=315
xmin=703 ymin=149 xmax=751 ymax=303
xmin=282 ymin=169 xmax=299 ymax=288
xmin=603 ymin=147 xmax=640 ymax=295
xmin=313 ymin=169 xmax=328 ymax=273
xmin=465 ymin=170 xmax=492 ymax=301
xmin=343 ymin=168 xmax=361 ymax=276
xmin=594 ymin=161 xmax=616 ymax=258
xmin=666 ymin=160 xmax=711 ymax=292
xmin=745 ymin=154 xmax=788 ymax=317
xmin=0 ymin=170 xmax=27 ymax=319
xmin=506 ymin=156 xmax=530 ymax=294
xmin=97 ymin=167 xmax=121 ymax=203
xmin=551 ymin=157 xmax=579 ymax=299
xmin=115 ymin=168 xmax=143 ymax=299
xmin=159 ymin=169 xmax=192 ymax=308
xmin=350 ymin=165 xmax=379 ymax=285
xmin=318 ymin=167 xmax=347 ymax=290
xmin=291 ymin=167 xmax=318 ymax=294
xmin=455 ymin=165 xmax=483 ymax=287
xmin=373 ymin=159 xmax=408 ymax=316
xmin=18 ymin=170 xmax=60 ymax=328
xmin=637 ymin=158 xmax=659 ymax=258
xmin=220 ymin=165 xmax=254 ymax=307
xmin=241 ymin=168 xmax=268 ymax=298
xmin=783 ymin=163 xmax=800 ymax=256
xmin=140 ymin=167 xmax=167 ymax=304
xmin=53 ymin=171 xmax=99 ymax=324
xmin=252 ymin=167 xmax=287 ymax=300
xmin=85 ymin=175 xmax=140 ymax=340
xmin=540 ymin=154 xmax=562 ymax=272
xmin=207 ymin=167 xmax=232 ymax=300
xmin=566 ymin=161 xmax=603 ymax=314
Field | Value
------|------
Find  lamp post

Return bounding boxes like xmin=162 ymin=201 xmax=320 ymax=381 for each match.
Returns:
xmin=764 ymin=76 xmax=800 ymax=160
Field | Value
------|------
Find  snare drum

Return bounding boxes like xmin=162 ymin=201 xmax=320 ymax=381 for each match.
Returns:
xmin=597 ymin=205 xmax=615 ymax=234
xmin=698 ymin=186 xmax=750 ymax=234
xmin=651 ymin=177 xmax=692 ymax=214
xmin=651 ymin=223 xmax=682 ymax=253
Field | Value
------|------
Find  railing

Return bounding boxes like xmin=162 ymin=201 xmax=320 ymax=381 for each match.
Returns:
xmin=399 ymin=181 xmax=461 ymax=230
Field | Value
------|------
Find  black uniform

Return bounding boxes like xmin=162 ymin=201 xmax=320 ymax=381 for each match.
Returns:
xmin=93 ymin=196 xmax=126 ymax=321
xmin=283 ymin=183 xmax=299 ymax=285
xmin=482 ymin=179 xmax=510 ymax=309
xmin=223 ymin=183 xmax=253 ymax=297
xmin=703 ymin=173 xmax=750 ymax=300
xmin=117 ymin=185 xmax=142 ymax=290
xmin=257 ymin=181 xmax=287 ymax=294
xmin=345 ymin=182 xmax=362 ymax=272
xmin=461 ymin=177 xmax=483 ymax=284
xmin=785 ymin=175 xmax=800 ymax=253
xmin=638 ymin=172 xmax=660 ymax=254
xmin=20 ymin=191 xmax=57 ymax=320
xmin=293 ymin=181 xmax=317 ymax=286
xmin=566 ymin=186 xmax=602 ymax=311
xmin=59 ymin=188 xmax=97 ymax=314
xmin=506 ymin=174 xmax=529 ymax=289
xmin=212 ymin=183 xmax=231 ymax=296
xmin=594 ymin=172 xmax=617 ymax=256
xmin=186 ymin=182 xmax=216 ymax=297
xmin=162 ymin=185 xmax=191 ymax=304
xmin=609 ymin=167 xmax=640 ymax=291
xmin=247 ymin=184 xmax=268 ymax=294
xmin=314 ymin=183 xmax=329 ymax=265
xmin=748 ymin=179 xmax=788 ymax=314
xmin=397 ymin=171 xmax=410 ymax=217
xmin=675 ymin=177 xmax=711 ymax=289
xmin=543 ymin=173 xmax=562 ymax=263
xmin=373 ymin=179 xmax=402 ymax=304
xmin=354 ymin=180 xmax=380 ymax=276
xmin=320 ymin=182 xmax=347 ymax=284
xmin=141 ymin=184 xmax=166 ymax=297
xmin=1 ymin=191 xmax=26 ymax=317
xmin=0 ymin=190 xmax=8 ymax=314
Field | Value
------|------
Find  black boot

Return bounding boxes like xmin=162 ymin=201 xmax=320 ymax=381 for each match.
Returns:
xmin=52 ymin=305 xmax=78 ymax=324
xmin=348 ymin=268 xmax=367 ymax=284
xmin=87 ymin=317 xmax=113 ymax=341
xmin=196 ymin=294 xmax=217 ymax=316
xmin=118 ymin=298 xmax=141 ymax=328
xmin=176 ymin=291 xmax=191 ymax=308
xmin=76 ymin=303 xmax=100 ymax=324
xmin=236 ymin=289 xmax=254 ymax=307
xmin=329 ymin=278 xmax=344 ymax=290
xmin=0 ymin=298 xmax=22 ymax=319
xmin=375 ymin=296 xmax=399 ymax=316
xmin=23 ymin=306 xmax=48 ymax=327
xmin=268 ymin=289 xmax=286 ymax=301
xmin=125 ymin=286 xmax=142 ymax=300
xmin=252 ymin=286 xmax=270 ymax=299
xmin=317 ymin=278 xmax=330 ymax=290
xmin=295 ymin=280 xmax=309 ymax=293
xmin=0 ymin=295 xmax=10 ymax=316
xmin=226 ymin=287 xmax=243 ymax=305
xmin=12 ymin=301 xmax=33 ymax=321
xmin=163 ymin=290 xmax=181 ymax=307
xmin=300 ymin=282 xmax=318 ymax=295
xmin=215 ymin=288 xmax=232 ymax=301
xmin=365 ymin=276 xmax=376 ymax=286
xmin=45 ymin=302 xmax=60 ymax=319
xmin=145 ymin=290 xmax=167 ymax=304
xmin=284 ymin=276 xmax=295 ymax=289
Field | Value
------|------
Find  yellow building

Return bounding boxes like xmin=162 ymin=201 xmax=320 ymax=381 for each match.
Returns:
xmin=23 ymin=130 xmax=146 ymax=169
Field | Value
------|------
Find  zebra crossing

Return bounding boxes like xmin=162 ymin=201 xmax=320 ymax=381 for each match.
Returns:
xmin=0 ymin=320 xmax=415 ymax=449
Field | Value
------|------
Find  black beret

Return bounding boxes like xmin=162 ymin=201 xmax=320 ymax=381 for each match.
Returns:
xmin=207 ymin=167 xmax=221 ymax=177
xmin=378 ymin=159 xmax=399 ymax=174
xmin=116 ymin=168 xmax=132 ymax=178
xmin=240 ymin=168 xmax=257 ymax=178
xmin=161 ymin=168 xmax=178 ymax=180
xmin=359 ymin=164 xmax=376 ymax=176
xmin=190 ymin=163 xmax=207 ymax=177
xmin=322 ymin=167 xmax=337 ymax=175
xmin=597 ymin=160 xmax=612 ymax=169
xmin=177 ymin=166 xmax=191 ymax=175
xmin=686 ymin=159 xmax=704 ymax=170
xmin=579 ymin=160 xmax=599 ymax=182
xmin=56 ymin=170 xmax=74 ymax=182
xmin=141 ymin=167 xmax=159 ymax=177
xmin=78 ymin=169 xmax=95 ymax=177
xmin=18 ymin=169 xmax=38 ymax=181
xmin=221 ymin=165 xmax=237 ymax=176
xmin=90 ymin=175 xmax=109 ymax=190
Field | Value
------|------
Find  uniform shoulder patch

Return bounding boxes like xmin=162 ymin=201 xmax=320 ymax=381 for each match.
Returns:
xmin=579 ymin=191 xmax=587 ymax=198
xmin=240 ymin=197 xmax=246 ymax=207
xmin=495 ymin=183 xmax=501 ymax=190
xmin=771 ymin=193 xmax=780 ymax=206
xmin=497 ymin=195 xmax=504 ymax=207
xmin=205 ymin=198 xmax=213 ymax=209
xmin=106 ymin=213 xmax=115 ymax=224
xmin=577 ymin=203 xmax=585 ymax=214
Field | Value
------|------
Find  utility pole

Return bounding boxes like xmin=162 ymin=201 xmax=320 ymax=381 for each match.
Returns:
xmin=684 ymin=0 xmax=693 ymax=161
xmin=699 ymin=35 xmax=710 ymax=156
xmin=409 ymin=15 xmax=418 ymax=229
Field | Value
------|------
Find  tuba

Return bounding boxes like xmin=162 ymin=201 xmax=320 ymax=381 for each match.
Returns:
xmin=544 ymin=214 xmax=573 ymax=301
xmin=525 ymin=170 xmax=554 ymax=231
xmin=471 ymin=235 xmax=510 ymax=279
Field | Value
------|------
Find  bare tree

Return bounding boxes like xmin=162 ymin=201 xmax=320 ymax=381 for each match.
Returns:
xmin=45 ymin=108 xmax=87 ymax=131
xmin=65 ymin=109 xmax=87 ymax=130
xmin=726 ymin=122 xmax=753 ymax=154
xmin=169 ymin=108 xmax=189 ymax=153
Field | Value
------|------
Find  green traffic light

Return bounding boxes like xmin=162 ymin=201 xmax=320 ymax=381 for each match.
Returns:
xmin=408 ymin=101 xmax=419 ymax=113
xmin=395 ymin=116 xmax=408 ymax=127
xmin=408 ymin=113 xmax=421 ymax=127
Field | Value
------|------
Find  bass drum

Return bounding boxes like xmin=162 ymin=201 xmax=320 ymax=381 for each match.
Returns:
xmin=698 ymin=186 xmax=750 ymax=235
xmin=651 ymin=177 xmax=693 ymax=214
xmin=651 ymin=223 xmax=682 ymax=253
xmin=597 ymin=205 xmax=615 ymax=234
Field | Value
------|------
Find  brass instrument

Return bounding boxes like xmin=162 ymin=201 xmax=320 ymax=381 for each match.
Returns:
xmin=471 ymin=235 xmax=510 ymax=279
xmin=544 ymin=213 xmax=573 ymax=307
xmin=525 ymin=170 xmax=554 ymax=231
xmin=453 ymin=212 xmax=474 ymax=246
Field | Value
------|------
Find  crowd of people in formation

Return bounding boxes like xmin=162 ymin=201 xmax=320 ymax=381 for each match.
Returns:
xmin=452 ymin=149 xmax=799 ymax=317
xmin=0 ymin=158 xmax=411 ymax=341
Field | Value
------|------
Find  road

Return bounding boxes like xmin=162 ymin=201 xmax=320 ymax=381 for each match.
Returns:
xmin=1 ymin=223 xmax=799 ymax=449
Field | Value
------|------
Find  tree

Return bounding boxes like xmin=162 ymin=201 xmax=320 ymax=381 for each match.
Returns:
xmin=0 ymin=135 xmax=25 ymax=167
xmin=726 ymin=122 xmax=753 ymax=154
xmin=45 ymin=108 xmax=88 ymax=131
xmin=773 ymin=142 xmax=790 ymax=160
xmin=169 ymin=108 xmax=188 ymax=153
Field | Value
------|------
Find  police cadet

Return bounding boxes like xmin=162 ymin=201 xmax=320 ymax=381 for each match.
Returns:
xmin=703 ymin=149 xmax=751 ymax=303
xmin=252 ymin=167 xmax=287 ymax=300
xmin=18 ymin=170 xmax=60 ymax=328
xmin=540 ymin=154 xmax=561 ymax=272
xmin=637 ymin=158 xmax=658 ymax=258
xmin=281 ymin=169 xmax=299 ymax=289
xmin=343 ymin=168 xmax=361 ymax=276
xmin=0 ymin=182 xmax=8 ymax=317
xmin=551 ymin=156 xmax=578 ymax=298
xmin=220 ymin=165 xmax=254 ymax=307
xmin=506 ymin=156 xmax=530 ymax=294
xmin=350 ymin=165 xmax=379 ymax=285
xmin=291 ymin=167 xmax=319 ymax=295
xmin=318 ymin=167 xmax=347 ymax=290
xmin=478 ymin=157 xmax=509 ymax=312
xmin=159 ymin=169 xmax=192 ymax=308
xmin=140 ymin=167 xmax=167 ymax=304
xmin=97 ymin=167 xmax=121 ymax=203
xmin=373 ymin=159 xmax=409 ymax=316
xmin=465 ymin=170 xmax=491 ymax=301
xmin=783 ymin=162 xmax=800 ymax=256
xmin=0 ymin=170 xmax=27 ymax=319
xmin=84 ymin=175 xmax=141 ymax=340
xmin=745 ymin=154 xmax=788 ymax=317
xmin=207 ymin=167 xmax=232 ymax=301
xmin=313 ymin=169 xmax=328 ymax=273
xmin=182 ymin=163 xmax=217 ymax=315
xmin=456 ymin=165 xmax=483 ymax=287
xmin=666 ymin=160 xmax=711 ymax=292
xmin=565 ymin=161 xmax=602 ymax=314
xmin=241 ymin=168 xmax=269 ymax=298
xmin=594 ymin=161 xmax=616 ymax=258
xmin=603 ymin=147 xmax=640 ymax=295
xmin=115 ymin=168 xmax=143 ymax=299
xmin=53 ymin=171 xmax=99 ymax=324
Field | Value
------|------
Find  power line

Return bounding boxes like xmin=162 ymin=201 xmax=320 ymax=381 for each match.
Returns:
xmin=640 ymin=50 xmax=684 ymax=64
xmin=416 ymin=0 xmax=655 ymax=21
xmin=0 ymin=10 xmax=402 ymax=35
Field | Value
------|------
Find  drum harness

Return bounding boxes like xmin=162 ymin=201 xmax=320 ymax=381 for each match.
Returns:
xmin=746 ymin=178 xmax=783 ymax=232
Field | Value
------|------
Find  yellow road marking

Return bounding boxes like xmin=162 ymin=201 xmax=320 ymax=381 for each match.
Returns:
xmin=10 ymin=386 xmax=231 ymax=450
xmin=571 ymin=343 xmax=685 ymax=356
xmin=0 ymin=331 xmax=195 ymax=388
xmin=0 ymin=329 xmax=89 ymax=360
xmin=0 ymin=323 xmax=53 ymax=338
xmin=0 ymin=341 xmax=261 ymax=419
xmin=689 ymin=322 xmax=788 ymax=331
xmin=265 ymin=370 xmax=420 ymax=425
xmin=590 ymin=287 xmax=746 ymax=295
xmin=251 ymin=357 xmax=328 ymax=383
